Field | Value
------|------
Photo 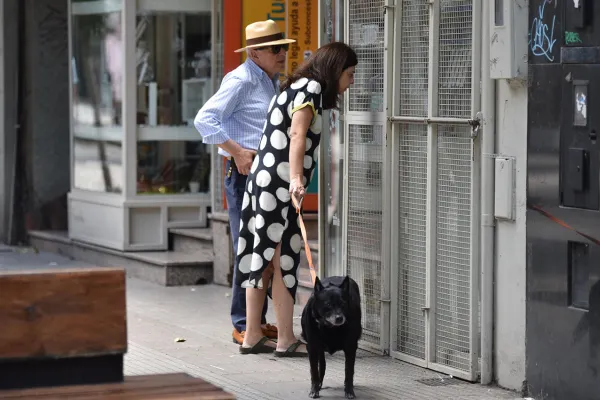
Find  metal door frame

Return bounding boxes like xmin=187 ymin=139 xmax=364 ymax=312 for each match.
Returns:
xmin=387 ymin=0 xmax=482 ymax=381
xmin=210 ymin=0 xmax=225 ymax=214
xmin=342 ymin=0 xmax=394 ymax=354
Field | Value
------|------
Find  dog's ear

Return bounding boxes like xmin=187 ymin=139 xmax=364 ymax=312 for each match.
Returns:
xmin=341 ymin=275 xmax=350 ymax=293
xmin=314 ymin=277 xmax=324 ymax=292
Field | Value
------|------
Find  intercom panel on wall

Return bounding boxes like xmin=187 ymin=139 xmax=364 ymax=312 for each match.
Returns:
xmin=560 ymin=65 xmax=600 ymax=211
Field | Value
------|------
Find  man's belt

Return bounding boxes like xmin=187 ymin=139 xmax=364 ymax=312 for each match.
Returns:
xmin=226 ymin=157 xmax=235 ymax=178
xmin=227 ymin=157 xmax=238 ymax=170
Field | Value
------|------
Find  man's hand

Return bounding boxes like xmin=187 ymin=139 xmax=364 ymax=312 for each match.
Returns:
xmin=216 ymin=140 xmax=256 ymax=175
xmin=233 ymin=148 xmax=256 ymax=175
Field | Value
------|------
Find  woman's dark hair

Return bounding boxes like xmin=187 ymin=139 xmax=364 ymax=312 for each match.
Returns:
xmin=281 ymin=42 xmax=357 ymax=110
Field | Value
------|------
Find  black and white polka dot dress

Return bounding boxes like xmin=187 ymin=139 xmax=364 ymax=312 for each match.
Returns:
xmin=235 ymin=77 xmax=323 ymax=301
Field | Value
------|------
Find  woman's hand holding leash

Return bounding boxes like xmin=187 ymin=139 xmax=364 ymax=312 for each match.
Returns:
xmin=289 ymin=174 xmax=315 ymax=284
xmin=289 ymin=174 xmax=305 ymax=212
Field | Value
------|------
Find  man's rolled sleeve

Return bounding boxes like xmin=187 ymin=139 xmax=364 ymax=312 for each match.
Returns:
xmin=194 ymin=76 xmax=245 ymax=144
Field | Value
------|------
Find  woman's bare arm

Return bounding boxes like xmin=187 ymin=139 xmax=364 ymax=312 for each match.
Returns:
xmin=288 ymin=106 xmax=314 ymax=202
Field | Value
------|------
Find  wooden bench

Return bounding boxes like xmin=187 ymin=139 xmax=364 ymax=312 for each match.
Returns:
xmin=0 ymin=267 xmax=236 ymax=399
xmin=0 ymin=267 xmax=127 ymax=390
xmin=0 ymin=373 xmax=236 ymax=399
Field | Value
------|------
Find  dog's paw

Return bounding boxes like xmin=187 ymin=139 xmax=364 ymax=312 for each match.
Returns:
xmin=309 ymin=384 xmax=321 ymax=398
xmin=344 ymin=387 xmax=356 ymax=399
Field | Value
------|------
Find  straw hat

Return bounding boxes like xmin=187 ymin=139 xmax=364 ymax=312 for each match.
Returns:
xmin=234 ymin=20 xmax=296 ymax=53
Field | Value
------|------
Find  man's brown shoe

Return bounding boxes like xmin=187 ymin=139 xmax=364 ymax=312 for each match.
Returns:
xmin=261 ymin=323 xmax=278 ymax=340
xmin=232 ymin=324 xmax=278 ymax=345
xmin=232 ymin=329 xmax=245 ymax=345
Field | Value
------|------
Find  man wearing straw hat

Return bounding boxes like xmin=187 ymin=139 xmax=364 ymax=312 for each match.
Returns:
xmin=194 ymin=20 xmax=295 ymax=345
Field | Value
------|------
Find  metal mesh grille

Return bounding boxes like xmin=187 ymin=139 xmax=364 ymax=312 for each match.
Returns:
xmin=347 ymin=124 xmax=384 ymax=345
xmin=396 ymin=124 xmax=428 ymax=359
xmin=399 ymin=0 xmax=429 ymax=117
xmin=438 ymin=1 xmax=472 ymax=118
xmin=434 ymin=125 xmax=472 ymax=372
xmin=347 ymin=0 xmax=384 ymax=112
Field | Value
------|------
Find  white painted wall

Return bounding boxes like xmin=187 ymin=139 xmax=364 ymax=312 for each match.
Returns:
xmin=493 ymin=80 xmax=528 ymax=390
xmin=486 ymin=0 xmax=530 ymax=389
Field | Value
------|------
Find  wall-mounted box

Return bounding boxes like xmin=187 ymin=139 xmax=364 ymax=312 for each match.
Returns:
xmin=494 ymin=157 xmax=515 ymax=221
xmin=490 ymin=0 xmax=529 ymax=79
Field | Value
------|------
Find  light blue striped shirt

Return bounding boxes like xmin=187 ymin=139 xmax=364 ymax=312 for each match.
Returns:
xmin=194 ymin=58 xmax=279 ymax=157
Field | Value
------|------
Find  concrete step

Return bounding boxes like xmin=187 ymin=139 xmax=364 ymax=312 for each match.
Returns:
xmin=205 ymin=213 xmax=318 ymax=240
xmin=208 ymin=212 xmax=234 ymax=287
xmin=169 ymin=228 xmax=213 ymax=255
xmin=205 ymin=212 xmax=318 ymax=241
xmin=28 ymin=231 xmax=213 ymax=286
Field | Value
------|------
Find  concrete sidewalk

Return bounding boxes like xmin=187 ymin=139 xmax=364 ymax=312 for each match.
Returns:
xmin=1 ymin=247 xmax=523 ymax=400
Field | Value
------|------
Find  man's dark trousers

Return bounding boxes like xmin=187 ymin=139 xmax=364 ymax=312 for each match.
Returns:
xmin=224 ymin=159 xmax=268 ymax=333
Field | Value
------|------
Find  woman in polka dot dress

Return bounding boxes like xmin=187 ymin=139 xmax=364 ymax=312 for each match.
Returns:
xmin=237 ymin=42 xmax=357 ymax=356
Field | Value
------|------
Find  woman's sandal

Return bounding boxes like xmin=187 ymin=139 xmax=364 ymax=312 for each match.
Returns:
xmin=239 ymin=336 xmax=276 ymax=354
xmin=273 ymin=340 xmax=308 ymax=358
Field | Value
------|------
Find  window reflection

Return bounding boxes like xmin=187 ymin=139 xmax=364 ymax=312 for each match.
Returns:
xmin=136 ymin=13 xmax=212 ymax=127
xmin=326 ymin=109 xmax=344 ymax=272
xmin=137 ymin=141 xmax=211 ymax=195
xmin=71 ymin=0 xmax=123 ymax=193
xmin=135 ymin=12 xmax=212 ymax=195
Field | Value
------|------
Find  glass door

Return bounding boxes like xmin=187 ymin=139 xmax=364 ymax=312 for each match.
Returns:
xmin=71 ymin=0 xmax=125 ymax=194
xmin=132 ymin=0 xmax=213 ymax=197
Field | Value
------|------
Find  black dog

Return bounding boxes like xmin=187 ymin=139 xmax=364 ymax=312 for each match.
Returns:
xmin=300 ymin=276 xmax=362 ymax=399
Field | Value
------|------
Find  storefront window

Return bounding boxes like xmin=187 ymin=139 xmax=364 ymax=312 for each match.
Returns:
xmin=71 ymin=0 xmax=124 ymax=193
xmin=135 ymin=12 xmax=212 ymax=195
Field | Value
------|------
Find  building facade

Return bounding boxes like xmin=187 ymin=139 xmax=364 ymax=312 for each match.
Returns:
xmin=2 ymin=0 xmax=599 ymax=398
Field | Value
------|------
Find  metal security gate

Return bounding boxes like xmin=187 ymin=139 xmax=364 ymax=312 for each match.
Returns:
xmin=343 ymin=0 xmax=481 ymax=381
xmin=389 ymin=0 xmax=481 ymax=381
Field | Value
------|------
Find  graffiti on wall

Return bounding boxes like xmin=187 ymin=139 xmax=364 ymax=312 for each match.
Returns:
xmin=529 ymin=0 xmax=558 ymax=62
xmin=565 ymin=31 xmax=582 ymax=45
